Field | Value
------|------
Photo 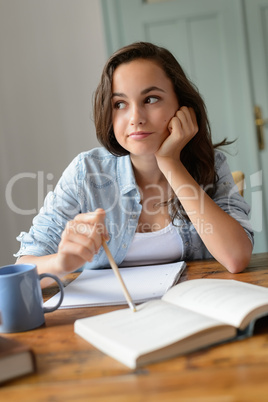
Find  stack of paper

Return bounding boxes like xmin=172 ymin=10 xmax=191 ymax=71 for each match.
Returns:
xmin=44 ymin=261 xmax=186 ymax=309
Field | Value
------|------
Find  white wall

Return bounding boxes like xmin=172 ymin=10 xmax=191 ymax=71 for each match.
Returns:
xmin=0 ymin=0 xmax=107 ymax=265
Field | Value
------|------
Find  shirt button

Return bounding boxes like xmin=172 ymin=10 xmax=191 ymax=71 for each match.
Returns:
xmin=122 ymin=244 xmax=127 ymax=248
xmin=132 ymin=214 xmax=137 ymax=219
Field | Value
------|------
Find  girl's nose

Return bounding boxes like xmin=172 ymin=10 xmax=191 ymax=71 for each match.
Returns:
xmin=130 ymin=104 xmax=146 ymax=126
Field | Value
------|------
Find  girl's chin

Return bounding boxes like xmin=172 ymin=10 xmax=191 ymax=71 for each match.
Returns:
xmin=122 ymin=138 xmax=167 ymax=156
xmin=127 ymin=145 xmax=161 ymax=157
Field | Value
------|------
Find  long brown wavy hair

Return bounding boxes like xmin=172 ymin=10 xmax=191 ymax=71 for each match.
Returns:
xmin=94 ymin=42 xmax=228 ymax=221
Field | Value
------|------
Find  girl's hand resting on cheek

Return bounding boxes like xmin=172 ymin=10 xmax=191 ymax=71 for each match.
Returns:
xmin=55 ymin=208 xmax=109 ymax=276
xmin=155 ymin=106 xmax=198 ymax=166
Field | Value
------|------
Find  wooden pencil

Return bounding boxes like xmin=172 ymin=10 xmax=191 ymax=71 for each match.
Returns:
xmin=102 ymin=239 xmax=137 ymax=312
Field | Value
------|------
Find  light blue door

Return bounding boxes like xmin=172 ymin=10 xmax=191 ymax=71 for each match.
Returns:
xmin=101 ymin=0 xmax=268 ymax=252
xmin=244 ymin=0 xmax=268 ymax=252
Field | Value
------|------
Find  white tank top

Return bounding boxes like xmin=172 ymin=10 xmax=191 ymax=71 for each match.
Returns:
xmin=120 ymin=223 xmax=183 ymax=267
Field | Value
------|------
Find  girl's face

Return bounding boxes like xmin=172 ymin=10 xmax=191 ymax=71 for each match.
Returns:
xmin=111 ymin=59 xmax=179 ymax=157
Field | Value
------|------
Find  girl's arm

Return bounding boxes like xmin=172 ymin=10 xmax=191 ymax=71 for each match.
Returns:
xmin=155 ymin=107 xmax=252 ymax=273
xmin=17 ymin=209 xmax=108 ymax=287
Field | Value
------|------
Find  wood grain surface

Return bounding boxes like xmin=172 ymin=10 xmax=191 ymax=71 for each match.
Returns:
xmin=1 ymin=253 xmax=268 ymax=401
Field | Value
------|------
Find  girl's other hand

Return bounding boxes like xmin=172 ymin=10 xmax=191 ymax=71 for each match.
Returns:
xmin=155 ymin=106 xmax=198 ymax=162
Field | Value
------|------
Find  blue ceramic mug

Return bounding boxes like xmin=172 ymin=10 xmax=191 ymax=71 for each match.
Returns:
xmin=0 ymin=263 xmax=64 ymax=333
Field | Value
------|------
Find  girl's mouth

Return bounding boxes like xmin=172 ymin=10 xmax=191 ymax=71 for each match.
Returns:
xmin=128 ymin=131 xmax=154 ymax=140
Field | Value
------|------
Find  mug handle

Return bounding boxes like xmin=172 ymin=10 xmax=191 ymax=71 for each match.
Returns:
xmin=40 ymin=273 xmax=64 ymax=313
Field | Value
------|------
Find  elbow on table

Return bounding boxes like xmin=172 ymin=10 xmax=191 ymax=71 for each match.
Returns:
xmin=223 ymin=247 xmax=253 ymax=274
xmin=225 ymin=261 xmax=247 ymax=274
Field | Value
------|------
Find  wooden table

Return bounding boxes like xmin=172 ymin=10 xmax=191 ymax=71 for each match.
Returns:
xmin=1 ymin=253 xmax=268 ymax=401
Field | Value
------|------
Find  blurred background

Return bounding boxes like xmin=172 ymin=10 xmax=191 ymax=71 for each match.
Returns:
xmin=0 ymin=0 xmax=267 ymax=266
xmin=0 ymin=0 xmax=106 ymax=264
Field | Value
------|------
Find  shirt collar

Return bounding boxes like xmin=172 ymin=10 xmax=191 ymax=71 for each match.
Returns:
xmin=117 ymin=155 xmax=139 ymax=197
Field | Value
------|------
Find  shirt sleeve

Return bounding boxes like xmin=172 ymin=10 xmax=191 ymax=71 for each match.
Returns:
xmin=213 ymin=151 xmax=254 ymax=245
xmin=14 ymin=155 xmax=83 ymax=258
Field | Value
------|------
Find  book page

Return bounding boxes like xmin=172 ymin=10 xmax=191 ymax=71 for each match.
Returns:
xmin=162 ymin=279 xmax=268 ymax=329
xmin=44 ymin=261 xmax=186 ymax=309
xmin=74 ymin=299 xmax=234 ymax=368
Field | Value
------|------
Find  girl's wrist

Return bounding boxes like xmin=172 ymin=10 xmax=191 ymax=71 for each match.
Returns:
xmin=156 ymin=155 xmax=182 ymax=177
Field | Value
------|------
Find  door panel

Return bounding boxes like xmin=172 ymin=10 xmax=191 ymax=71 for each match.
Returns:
xmin=245 ymin=0 xmax=268 ymax=251
xmin=101 ymin=0 xmax=268 ymax=252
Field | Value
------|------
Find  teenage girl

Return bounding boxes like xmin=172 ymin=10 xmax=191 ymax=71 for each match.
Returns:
xmin=16 ymin=42 xmax=253 ymax=286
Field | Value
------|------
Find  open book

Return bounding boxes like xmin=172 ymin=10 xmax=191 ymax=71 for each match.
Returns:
xmin=44 ymin=261 xmax=186 ymax=309
xmin=74 ymin=278 xmax=268 ymax=368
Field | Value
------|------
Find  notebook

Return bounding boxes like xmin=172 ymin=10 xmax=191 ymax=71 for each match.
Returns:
xmin=44 ymin=261 xmax=186 ymax=309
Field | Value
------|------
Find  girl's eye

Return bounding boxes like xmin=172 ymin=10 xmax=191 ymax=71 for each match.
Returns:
xmin=145 ymin=96 xmax=159 ymax=104
xmin=114 ymin=101 xmax=126 ymax=110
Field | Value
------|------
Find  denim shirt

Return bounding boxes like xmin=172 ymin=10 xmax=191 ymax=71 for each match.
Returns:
xmin=15 ymin=147 xmax=253 ymax=268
